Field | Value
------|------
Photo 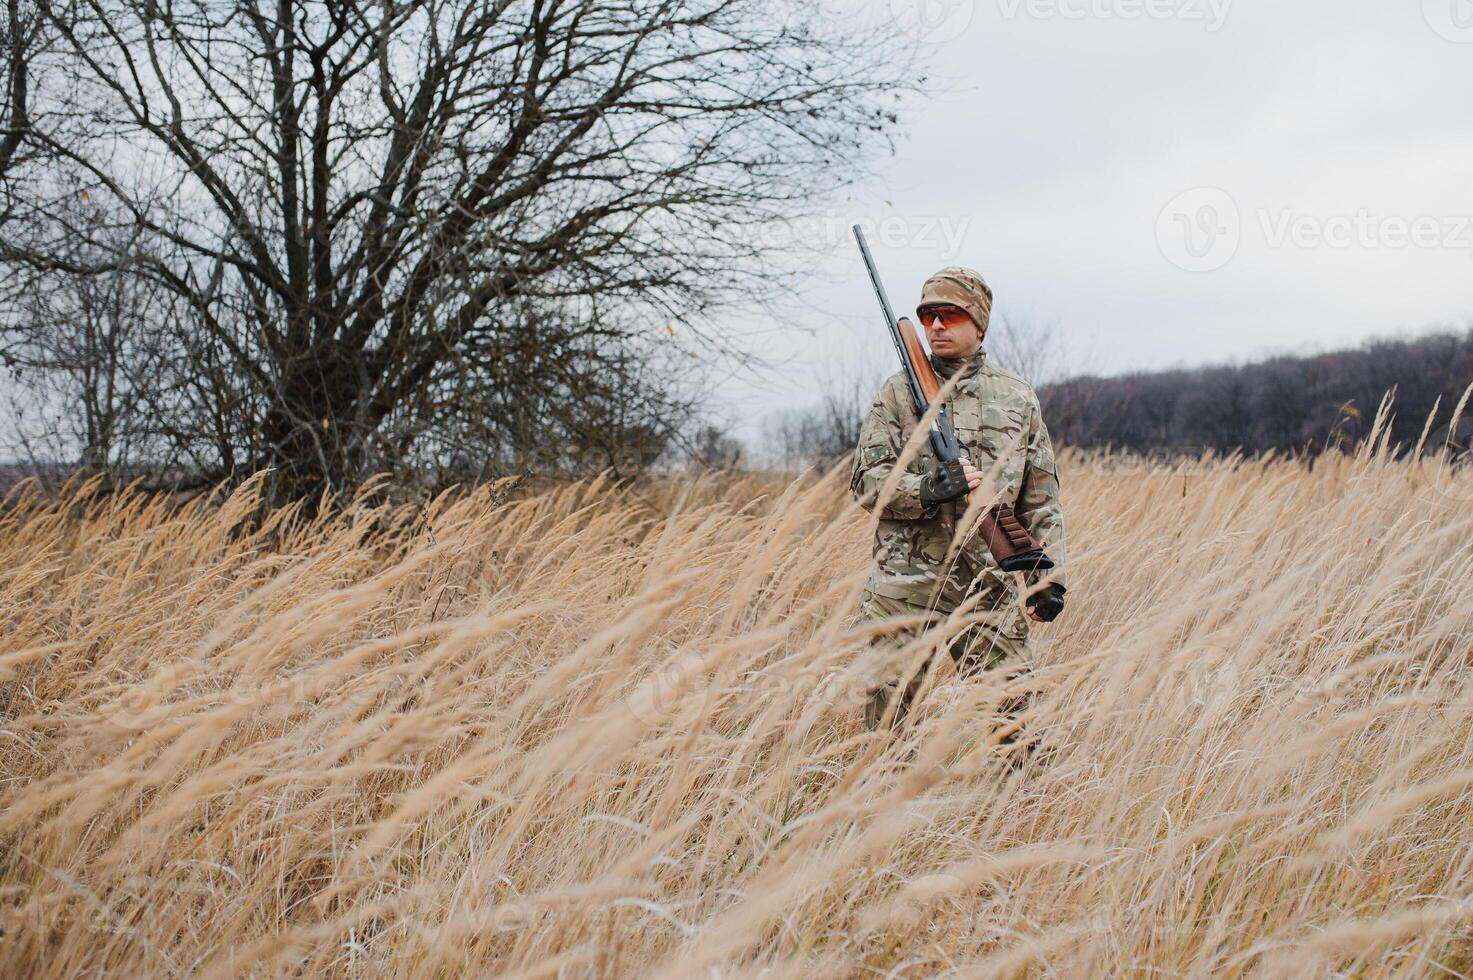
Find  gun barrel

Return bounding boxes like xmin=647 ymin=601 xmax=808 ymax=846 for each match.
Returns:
xmin=852 ymin=225 xmax=1053 ymax=574
xmin=851 ymin=224 xmax=961 ymax=463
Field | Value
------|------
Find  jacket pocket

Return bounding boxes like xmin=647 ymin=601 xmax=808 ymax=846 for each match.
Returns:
xmin=954 ymin=414 xmax=1027 ymax=502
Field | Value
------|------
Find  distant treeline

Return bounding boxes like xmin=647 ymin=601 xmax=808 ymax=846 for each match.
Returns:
xmin=1039 ymin=327 xmax=1473 ymax=458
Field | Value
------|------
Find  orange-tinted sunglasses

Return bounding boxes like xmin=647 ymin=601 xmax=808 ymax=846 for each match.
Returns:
xmin=917 ymin=305 xmax=973 ymax=329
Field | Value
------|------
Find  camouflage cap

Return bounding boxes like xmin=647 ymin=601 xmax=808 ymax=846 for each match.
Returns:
xmin=917 ymin=267 xmax=994 ymax=338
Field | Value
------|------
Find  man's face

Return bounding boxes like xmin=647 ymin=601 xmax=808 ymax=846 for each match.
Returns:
xmin=919 ymin=304 xmax=981 ymax=359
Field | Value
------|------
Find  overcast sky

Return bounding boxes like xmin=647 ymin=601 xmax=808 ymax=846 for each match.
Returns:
xmin=713 ymin=0 xmax=1473 ymax=441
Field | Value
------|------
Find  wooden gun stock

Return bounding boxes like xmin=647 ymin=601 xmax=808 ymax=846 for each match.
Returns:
xmin=898 ymin=317 xmax=1052 ymax=573
xmin=852 ymin=223 xmax=1050 ymax=574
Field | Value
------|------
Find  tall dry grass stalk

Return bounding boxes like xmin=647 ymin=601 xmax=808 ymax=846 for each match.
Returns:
xmin=3 ymin=432 xmax=1473 ymax=976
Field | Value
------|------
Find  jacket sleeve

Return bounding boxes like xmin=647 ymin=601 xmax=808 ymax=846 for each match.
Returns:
xmin=1017 ymin=395 xmax=1067 ymax=590
xmin=850 ymin=376 xmax=933 ymax=521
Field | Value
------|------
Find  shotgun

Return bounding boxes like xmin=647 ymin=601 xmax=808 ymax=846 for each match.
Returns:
xmin=852 ymin=225 xmax=1053 ymax=574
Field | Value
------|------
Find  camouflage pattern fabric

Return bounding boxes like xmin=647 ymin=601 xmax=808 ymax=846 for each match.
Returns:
xmin=917 ymin=266 xmax=994 ymax=336
xmin=852 ymin=264 xmax=1065 ymax=728
xmin=860 ymin=589 xmax=1029 ymax=730
xmin=849 ymin=347 xmax=1068 ymax=620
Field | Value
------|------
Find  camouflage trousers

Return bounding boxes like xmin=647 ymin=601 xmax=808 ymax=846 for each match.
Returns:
xmin=860 ymin=589 xmax=1031 ymax=731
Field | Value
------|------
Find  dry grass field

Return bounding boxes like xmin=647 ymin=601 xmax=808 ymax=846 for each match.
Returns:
xmin=4 ymin=417 xmax=1473 ymax=976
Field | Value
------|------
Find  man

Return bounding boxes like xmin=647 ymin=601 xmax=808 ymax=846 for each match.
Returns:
xmin=850 ymin=266 xmax=1067 ymax=730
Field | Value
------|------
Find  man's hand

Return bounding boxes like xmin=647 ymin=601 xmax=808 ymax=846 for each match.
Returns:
xmin=1025 ymin=583 xmax=1066 ymax=623
xmin=919 ymin=458 xmax=983 ymax=508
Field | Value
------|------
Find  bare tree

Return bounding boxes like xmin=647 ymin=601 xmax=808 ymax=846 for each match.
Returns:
xmin=687 ymin=423 xmax=744 ymax=470
xmin=0 ymin=202 xmax=175 ymax=475
xmin=988 ymin=310 xmax=1073 ymax=388
xmin=762 ymin=360 xmax=879 ymax=471
xmin=2 ymin=0 xmax=910 ymax=502
xmin=0 ymin=0 xmax=42 ymax=187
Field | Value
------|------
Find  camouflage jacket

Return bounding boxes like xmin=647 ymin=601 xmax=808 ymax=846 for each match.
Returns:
xmin=850 ymin=348 xmax=1067 ymax=633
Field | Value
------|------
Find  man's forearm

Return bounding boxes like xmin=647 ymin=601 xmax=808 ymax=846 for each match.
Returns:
xmin=1015 ymin=461 xmax=1066 ymax=588
xmin=1017 ymin=407 xmax=1066 ymax=588
xmin=851 ymin=452 xmax=932 ymax=520
xmin=850 ymin=393 xmax=935 ymax=520
xmin=1019 ymin=509 xmax=1066 ymax=589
